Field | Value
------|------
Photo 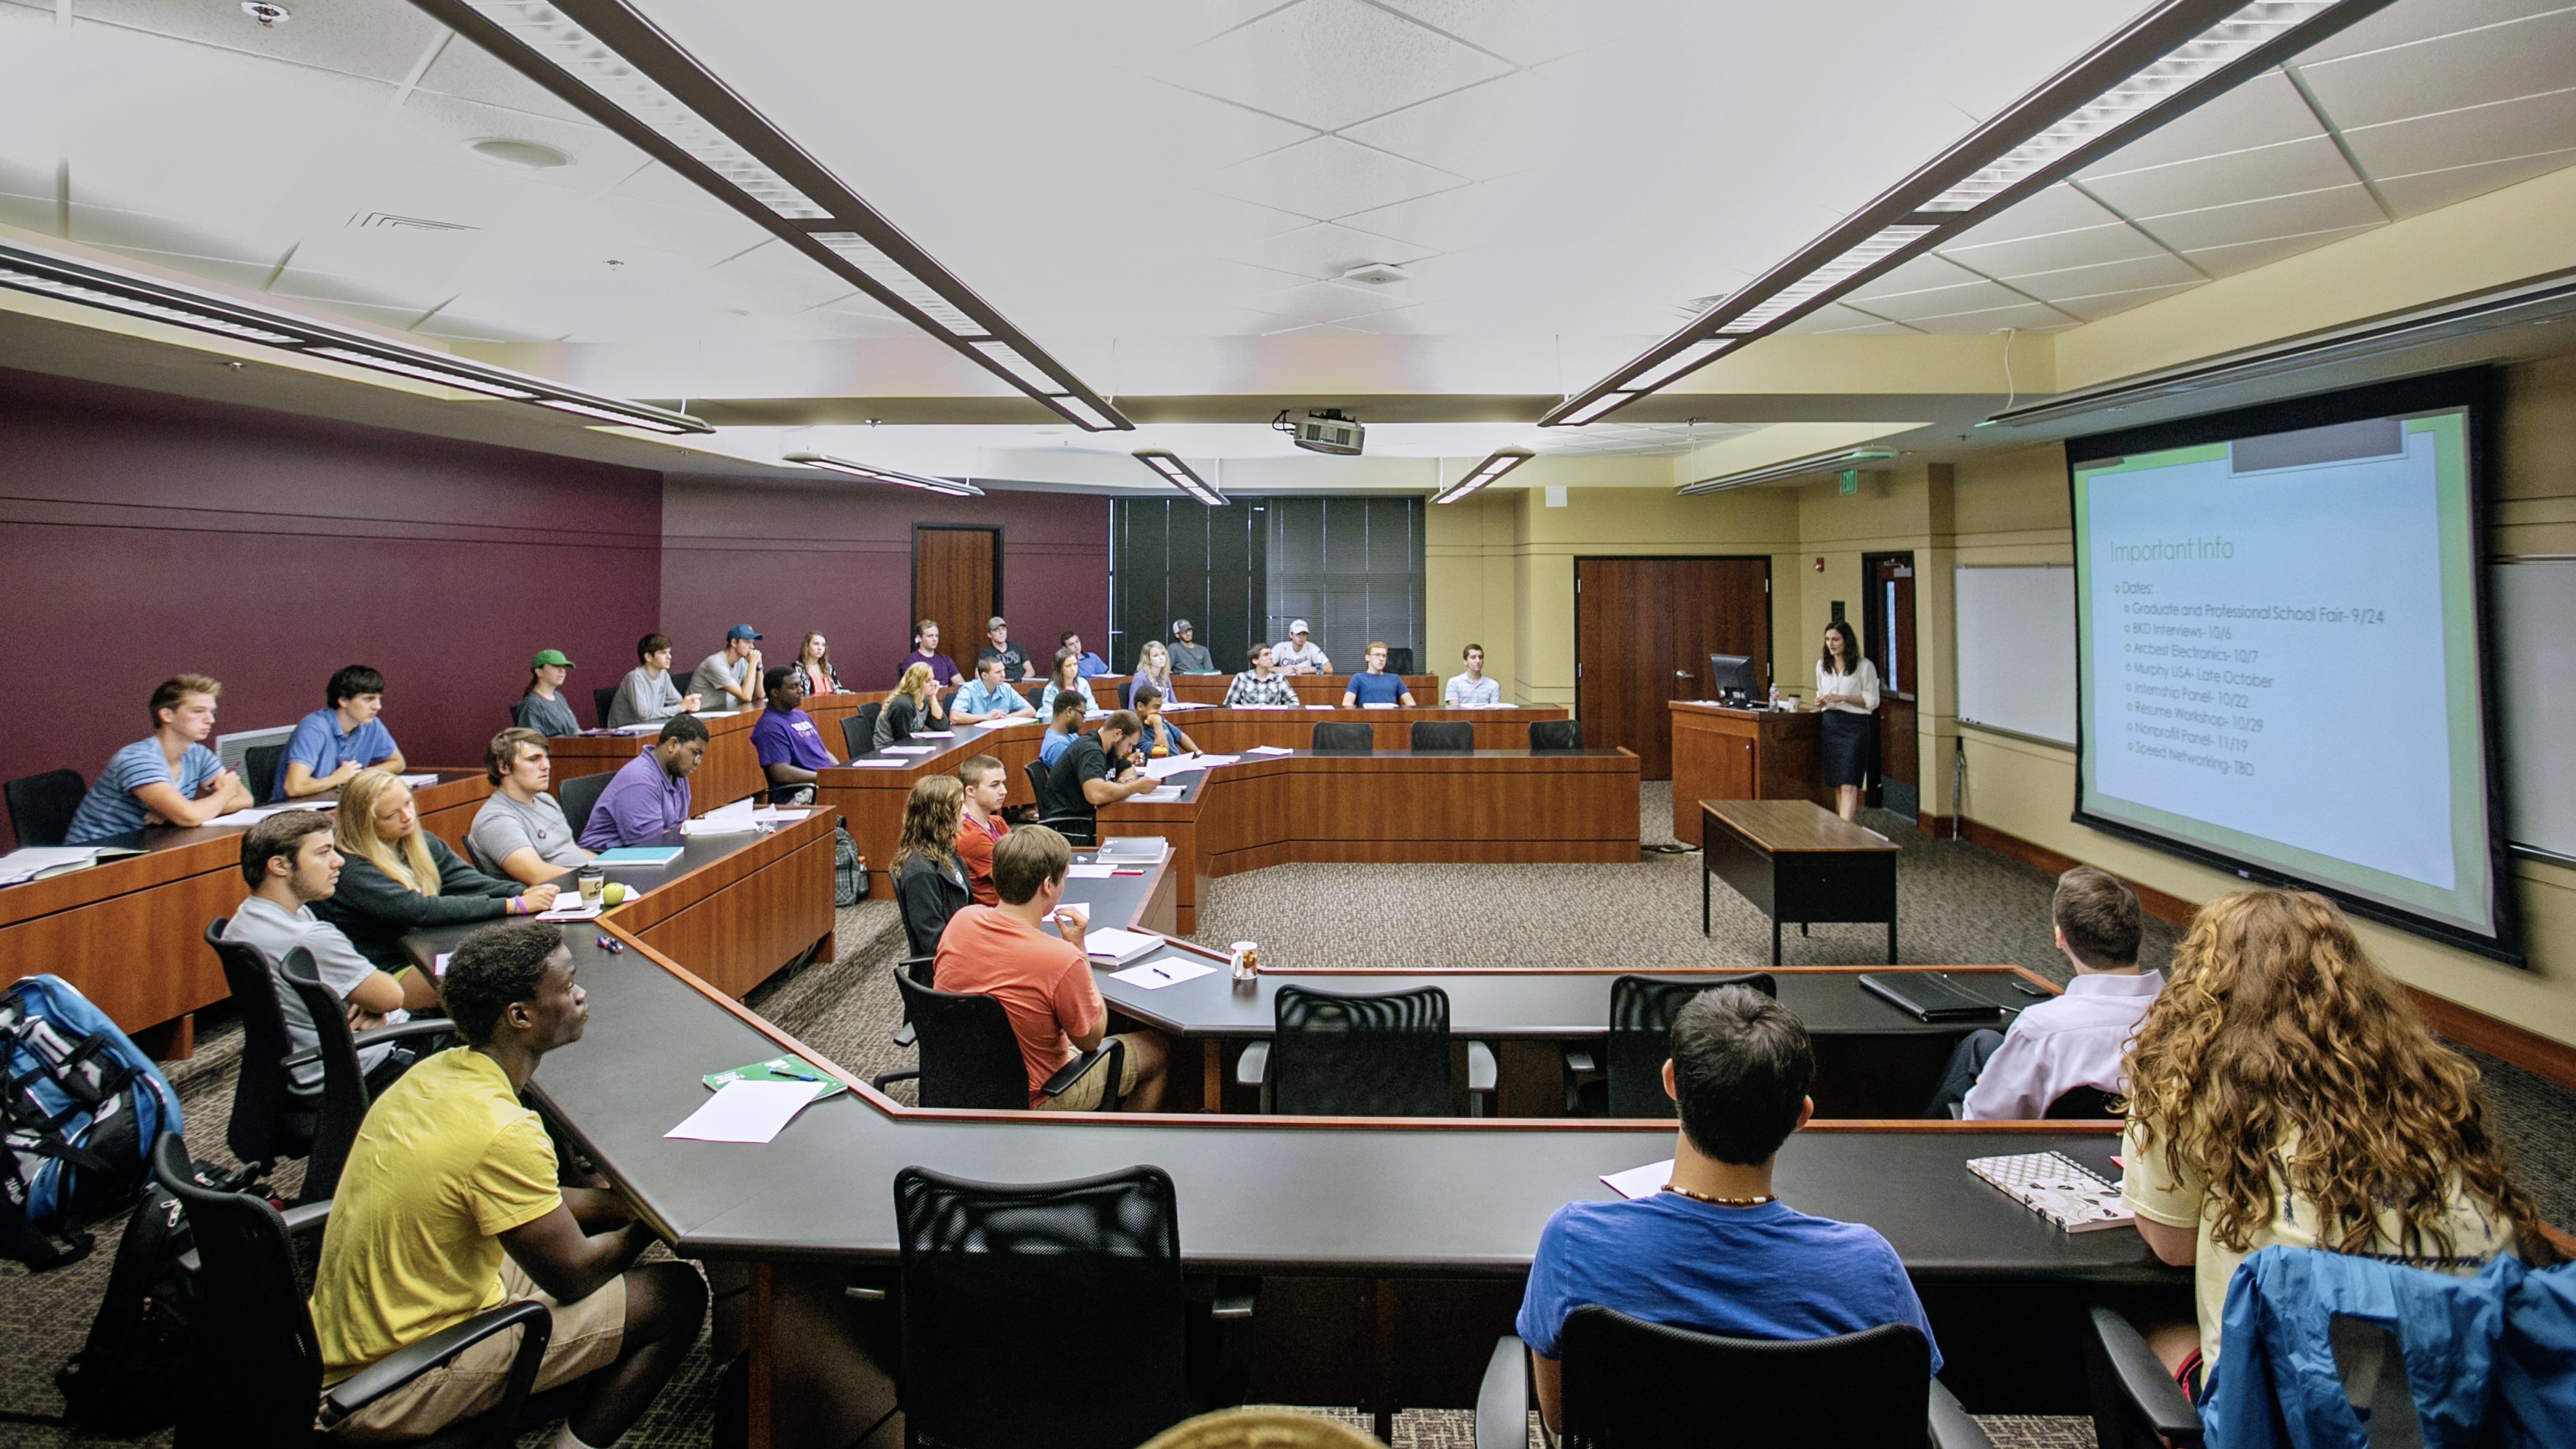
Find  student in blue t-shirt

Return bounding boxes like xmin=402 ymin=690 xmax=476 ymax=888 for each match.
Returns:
xmin=1515 ymin=985 xmax=1938 ymax=1435
xmin=278 ymin=665 xmax=405 ymax=800
xmin=63 ymin=675 xmax=255 ymax=843
xmin=1340 ymin=642 xmax=1417 ymax=707
xmin=751 ymin=667 xmax=838 ymax=804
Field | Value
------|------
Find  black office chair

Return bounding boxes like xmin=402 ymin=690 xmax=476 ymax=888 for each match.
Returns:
xmin=845 ymin=702 xmax=882 ymax=758
xmin=1018 ymin=681 xmax=1048 ymax=707
xmin=1568 ymin=973 xmax=1776 ymax=1118
xmin=1529 ymin=720 xmax=1584 ymax=751
xmin=889 ymin=953 xmax=934 ymax=1049
xmin=871 ymin=972 xmax=1124 ymax=1110
xmin=1475 ymin=1307 xmax=1989 ymax=1449
xmin=2086 ymin=1306 xmax=2205 ymax=1449
xmin=1021 ymin=757 xmax=1095 ymax=845
xmin=558 ymin=772 xmax=614 ymax=843
xmin=1261 ymin=984 xmax=1452 ymax=1116
xmin=1409 ymin=721 xmax=1473 ymax=751
xmin=892 ymin=1166 xmax=1232 ymax=1449
xmin=275 ymin=952 xmax=449 ymax=1202
xmin=244 ymin=744 xmax=286 ymax=805
xmin=208 ymin=922 xmax=318 ymax=1184
xmin=2044 ymin=1085 xmax=2123 ymax=1119
xmin=4 ymin=768 xmax=85 ymax=847
xmin=150 ymin=1134 xmax=556 ymax=1448
xmin=1310 ymin=722 xmax=1373 ymax=754
xmin=1385 ymin=647 xmax=1415 ymax=675
xmin=590 ymin=685 xmax=620 ymax=728
xmin=1117 ymin=679 xmax=1135 ymax=710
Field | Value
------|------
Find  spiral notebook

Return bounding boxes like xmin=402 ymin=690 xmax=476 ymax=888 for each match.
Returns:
xmin=1967 ymin=1151 xmax=2134 ymax=1233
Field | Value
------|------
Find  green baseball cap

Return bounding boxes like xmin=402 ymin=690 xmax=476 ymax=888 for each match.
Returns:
xmin=531 ymin=648 xmax=574 ymax=668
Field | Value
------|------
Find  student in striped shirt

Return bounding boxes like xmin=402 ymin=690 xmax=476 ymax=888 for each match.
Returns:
xmin=63 ymin=675 xmax=254 ymax=843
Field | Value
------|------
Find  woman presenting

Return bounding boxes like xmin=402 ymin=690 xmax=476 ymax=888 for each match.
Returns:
xmin=1814 ymin=620 xmax=1880 ymax=821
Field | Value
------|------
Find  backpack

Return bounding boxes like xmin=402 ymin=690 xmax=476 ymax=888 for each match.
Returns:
xmin=54 ymin=1172 xmax=198 ymax=1431
xmin=835 ymin=826 xmax=867 ymax=906
xmin=0 ymin=974 xmax=180 ymax=1269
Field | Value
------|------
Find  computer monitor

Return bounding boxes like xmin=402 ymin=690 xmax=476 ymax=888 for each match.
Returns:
xmin=1706 ymin=653 xmax=1758 ymax=704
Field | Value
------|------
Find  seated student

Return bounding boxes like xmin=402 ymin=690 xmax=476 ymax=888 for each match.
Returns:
xmin=1130 ymin=686 xmax=1199 ymax=758
xmin=1220 ymin=645 xmax=1299 ymax=706
xmin=954 ymin=755 xmax=1012 ymax=907
xmin=280 ymin=665 xmax=406 ymax=799
xmin=1167 ymin=618 xmax=1216 ymax=675
xmin=606 ymin=634 xmax=700 ymax=729
xmin=1273 ymin=619 xmax=1330 ymax=676
xmin=974 ymin=615 xmax=1030 ymax=684
xmin=1059 ymin=631 xmax=1111 ymax=680
xmin=223 ymin=810 xmax=434 ymax=1097
xmin=899 ymin=620 xmax=964 ymax=690
xmin=1036 ymin=693 xmax=1088 ymax=769
xmin=311 ymin=770 xmax=554 ymax=972
xmin=512 ymin=650 xmax=581 ymax=738
xmin=951 ymin=655 xmax=1036 ymax=725
xmin=1340 ymin=642 xmax=1417 ymax=707
xmin=1924 ymin=867 xmax=2161 ymax=1119
xmin=1516 ymin=986 xmax=1939 ymax=1434
xmin=1048 ymin=709 xmax=1156 ymax=837
xmin=1445 ymin=643 xmax=1501 ymax=706
xmin=1036 ymin=649 xmax=1098 ymax=718
xmin=688 ymin=626 xmax=763 ymax=712
xmin=2118 ymin=888 xmax=2549 ymax=1392
xmin=933 ymin=826 xmax=1168 ymax=1110
xmin=578 ymin=715 xmax=705 ymax=851
xmin=751 ymin=667 xmax=836 ymax=804
xmin=308 ymin=922 xmax=705 ymax=1445
xmin=1129 ymin=641 xmax=1175 ymax=707
xmin=788 ymin=631 xmax=843 ymax=697
xmin=893 ymin=776 xmax=972 ymax=958
xmin=63 ymin=674 xmax=253 ymax=843
xmin=874 ymin=662 xmax=949 ymax=750
xmin=467 ymin=729 xmax=593 ymax=885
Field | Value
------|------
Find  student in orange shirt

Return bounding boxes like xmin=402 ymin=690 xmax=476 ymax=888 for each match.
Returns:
xmin=953 ymin=754 xmax=1012 ymax=907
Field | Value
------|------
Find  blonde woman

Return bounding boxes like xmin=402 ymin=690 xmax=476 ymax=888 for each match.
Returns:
xmin=892 ymin=774 xmax=970 ymax=957
xmin=309 ymin=769 xmax=555 ymax=972
xmin=1036 ymin=649 xmax=1097 ymax=719
xmin=790 ymin=631 xmax=843 ymax=696
xmin=1128 ymin=640 xmax=1175 ymax=710
xmin=2119 ymin=888 xmax=2552 ymax=1393
xmin=874 ymin=662 xmax=947 ymax=750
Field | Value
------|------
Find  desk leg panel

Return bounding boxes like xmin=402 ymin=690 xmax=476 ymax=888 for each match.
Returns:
xmin=634 ymin=832 xmax=836 ymax=999
xmin=0 ymin=868 xmax=246 ymax=1035
xmin=1699 ymin=828 xmax=1777 ymax=918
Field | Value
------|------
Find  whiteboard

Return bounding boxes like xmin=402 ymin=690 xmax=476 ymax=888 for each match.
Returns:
xmin=2491 ymin=560 xmax=2576 ymax=858
xmin=1953 ymin=565 xmax=2077 ymax=746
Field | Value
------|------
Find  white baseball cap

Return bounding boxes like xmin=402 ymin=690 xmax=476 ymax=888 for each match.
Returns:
xmin=1289 ymin=619 xmax=1309 ymax=634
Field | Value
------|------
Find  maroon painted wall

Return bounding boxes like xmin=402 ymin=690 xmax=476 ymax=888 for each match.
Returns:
xmin=0 ymin=369 xmax=664 ymax=851
xmin=659 ymin=475 xmax=1109 ymax=692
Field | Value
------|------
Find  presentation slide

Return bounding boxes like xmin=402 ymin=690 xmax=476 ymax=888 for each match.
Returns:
xmin=2071 ymin=388 xmax=2504 ymax=949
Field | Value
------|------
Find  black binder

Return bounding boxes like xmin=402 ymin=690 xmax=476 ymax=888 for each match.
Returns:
xmin=1858 ymin=972 xmax=2008 ymax=1023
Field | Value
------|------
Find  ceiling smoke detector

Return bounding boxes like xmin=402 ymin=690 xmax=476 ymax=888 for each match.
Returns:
xmin=1340 ymin=262 xmax=1409 ymax=286
xmin=469 ymin=138 xmax=572 ymax=169
xmin=241 ymin=1 xmax=289 ymax=25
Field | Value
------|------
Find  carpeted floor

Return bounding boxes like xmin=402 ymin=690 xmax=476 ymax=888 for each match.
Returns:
xmin=3 ymin=782 xmax=2567 ymax=1447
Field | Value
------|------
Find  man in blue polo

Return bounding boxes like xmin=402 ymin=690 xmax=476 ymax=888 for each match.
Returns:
xmin=278 ymin=665 xmax=405 ymax=799
xmin=751 ymin=667 xmax=837 ymax=804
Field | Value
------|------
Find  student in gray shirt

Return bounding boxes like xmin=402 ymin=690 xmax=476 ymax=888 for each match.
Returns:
xmin=690 ymin=624 xmax=764 ymax=710
xmin=467 ymin=728 xmax=594 ymax=885
xmin=220 ymin=810 xmax=431 ymax=1095
xmin=607 ymin=633 xmax=700 ymax=729
xmin=512 ymin=648 xmax=582 ymax=737
xmin=1167 ymin=619 xmax=1217 ymax=674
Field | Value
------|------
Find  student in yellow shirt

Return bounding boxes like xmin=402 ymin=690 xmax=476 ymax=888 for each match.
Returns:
xmin=306 ymin=923 xmax=704 ymax=1446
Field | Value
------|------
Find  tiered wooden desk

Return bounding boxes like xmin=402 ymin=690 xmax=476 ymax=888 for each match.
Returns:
xmin=1667 ymin=701 xmax=1826 ymax=844
xmin=546 ymin=709 xmax=765 ymax=808
xmin=1167 ymin=673 xmax=1440 ymax=706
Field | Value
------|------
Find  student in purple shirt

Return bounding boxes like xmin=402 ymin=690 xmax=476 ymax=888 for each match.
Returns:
xmin=751 ymin=667 xmax=836 ymax=804
xmin=1515 ymin=986 xmax=1938 ymax=1436
xmin=899 ymin=620 xmax=963 ymax=689
xmin=578 ymin=715 xmax=705 ymax=850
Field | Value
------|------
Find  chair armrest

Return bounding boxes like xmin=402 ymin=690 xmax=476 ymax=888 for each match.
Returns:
xmin=1475 ymin=1336 xmax=1529 ymax=1449
xmin=870 ymin=1068 xmax=919 ymax=1092
xmin=1211 ymin=1283 xmax=1256 ymax=1321
xmin=325 ymin=1299 xmax=551 ymax=1418
xmin=280 ymin=1200 xmax=333 ymax=1236
xmin=1467 ymin=1041 xmax=1497 ymax=1091
xmin=2086 ymin=1306 xmax=2201 ymax=1446
xmin=1563 ymin=1049 xmax=1597 ymax=1074
xmin=891 ymin=1022 xmax=917 ymax=1049
xmin=1038 ymin=1039 xmax=1124 ymax=1108
xmin=1928 ymin=1380 xmax=1993 ymax=1449
xmin=1234 ymin=1041 xmax=1269 ymax=1090
xmin=352 ymin=1019 xmax=455 ymax=1051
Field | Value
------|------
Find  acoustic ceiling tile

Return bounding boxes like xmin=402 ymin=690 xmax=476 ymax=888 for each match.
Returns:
xmin=1897 ymin=297 xmax=2076 ymax=333
xmin=1225 ymin=222 xmax=1439 ymax=281
xmin=1203 ymin=134 xmax=1465 ymax=222
xmin=1998 ymin=251 xmax=2203 ymax=302
xmin=73 ymin=0 xmax=445 ymax=85
xmin=1335 ymin=171 xmax=1546 ymax=252
xmin=2338 ymin=85 xmax=2576 ymax=184
xmin=1338 ymin=71 xmax=1558 ymax=183
xmin=1940 ymin=219 xmax=2170 ymax=280
xmin=2293 ymin=0 xmax=2570 ymax=65
xmin=411 ymin=30 xmax=602 ymax=128
xmin=1843 ymin=252 xmax=1983 ymax=302
xmin=1934 ymin=181 xmax=2126 ymax=246
xmin=2371 ymin=149 xmax=2576 ymax=216
xmin=2080 ymin=135 xmax=2358 ymax=222
xmin=2129 ymin=185 xmax=2387 ymax=254
xmin=1156 ymin=0 xmax=1513 ymax=133
xmin=2078 ymin=70 xmax=2324 ymax=179
xmin=2179 ymin=222 xmax=2381 ymax=277
xmin=2045 ymin=280 xmax=2208 ymax=322
xmin=1841 ymin=275 xmax=2029 ymax=322
xmin=2295 ymin=7 xmax=2576 ymax=130
xmin=1369 ymin=0 xmax=1605 ymax=66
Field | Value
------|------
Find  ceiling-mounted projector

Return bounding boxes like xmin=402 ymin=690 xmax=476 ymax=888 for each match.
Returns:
xmin=1277 ymin=408 xmax=1365 ymax=456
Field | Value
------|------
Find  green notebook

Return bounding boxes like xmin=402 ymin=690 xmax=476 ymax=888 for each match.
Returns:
xmin=701 ymin=1055 xmax=847 ymax=1102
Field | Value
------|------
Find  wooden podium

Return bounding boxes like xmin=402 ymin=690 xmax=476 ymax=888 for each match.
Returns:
xmin=1668 ymin=702 xmax=1828 ymax=845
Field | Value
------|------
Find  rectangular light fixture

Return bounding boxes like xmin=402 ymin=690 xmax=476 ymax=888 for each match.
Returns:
xmin=0 ymin=240 xmax=711 ymax=433
xmin=1543 ymin=0 xmax=2394 ymax=428
xmin=1048 ymin=396 xmax=1121 ymax=431
xmin=1133 ymin=450 xmax=1225 ymax=505
xmin=1679 ymin=447 xmax=1899 ymax=496
xmin=784 ymin=451 xmax=983 ymax=496
xmin=1622 ymin=339 xmax=1738 ymax=392
xmin=1432 ymin=448 xmax=1534 ymax=504
xmin=810 ymin=232 xmax=991 ymax=339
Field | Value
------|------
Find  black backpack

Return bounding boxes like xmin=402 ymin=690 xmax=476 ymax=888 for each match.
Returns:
xmin=54 ymin=1166 xmax=200 ymax=1432
xmin=0 ymin=974 xmax=180 ymax=1269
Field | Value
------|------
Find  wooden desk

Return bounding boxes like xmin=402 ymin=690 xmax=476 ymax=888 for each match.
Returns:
xmin=1167 ymin=674 xmax=1440 ymax=707
xmin=547 ymin=710 xmax=764 ymax=809
xmin=1700 ymin=799 xmax=1901 ymax=963
xmin=1667 ymin=703 xmax=1826 ymax=844
xmin=0 ymin=773 xmax=491 ymax=1055
xmin=799 ymin=694 xmax=862 ymax=762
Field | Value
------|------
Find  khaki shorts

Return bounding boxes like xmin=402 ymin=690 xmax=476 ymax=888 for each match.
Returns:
xmin=324 ymin=1258 xmax=626 ymax=1442
xmin=1034 ymin=1034 xmax=1149 ymax=1112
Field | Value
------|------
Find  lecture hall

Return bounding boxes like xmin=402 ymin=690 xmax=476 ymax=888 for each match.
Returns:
xmin=3 ymin=1 xmax=2575 ymax=1445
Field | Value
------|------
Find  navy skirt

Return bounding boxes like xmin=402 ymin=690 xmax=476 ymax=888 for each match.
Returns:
xmin=1819 ymin=708 xmax=1873 ymax=788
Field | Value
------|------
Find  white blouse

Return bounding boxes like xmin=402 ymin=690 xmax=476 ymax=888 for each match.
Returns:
xmin=1816 ymin=659 xmax=1880 ymax=716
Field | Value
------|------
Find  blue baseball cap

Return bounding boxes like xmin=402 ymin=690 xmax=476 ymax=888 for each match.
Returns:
xmin=726 ymin=624 xmax=762 ymax=640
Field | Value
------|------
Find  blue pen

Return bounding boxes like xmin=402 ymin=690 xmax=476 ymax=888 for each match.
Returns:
xmin=595 ymin=935 xmax=624 ymax=954
xmin=768 ymin=1061 xmax=818 ymax=1083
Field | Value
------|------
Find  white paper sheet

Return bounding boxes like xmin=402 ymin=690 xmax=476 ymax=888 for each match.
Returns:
xmin=1109 ymin=959 xmax=1217 ymax=990
xmin=1141 ymin=754 xmax=1203 ymax=780
xmin=398 ymin=773 xmax=440 ymax=787
xmin=0 ymin=846 xmax=114 ymax=886
xmin=205 ymin=801 xmax=341 ymax=827
xmin=534 ymin=901 xmax=604 ymax=921
xmin=910 ymin=730 xmax=956 ymax=739
xmin=1245 ymin=745 xmax=1293 ymax=756
xmin=850 ymin=759 xmax=910 ymax=768
xmin=880 ymin=745 xmax=937 ymax=755
xmin=1601 ymin=1160 xmax=1674 ymax=1200
xmin=1064 ymin=864 xmax=1117 ymax=878
xmin=1081 ymin=927 xmax=1164 ymax=966
xmin=1190 ymin=754 xmax=1240 ymax=770
xmin=433 ymin=952 xmax=452 ymax=978
xmin=682 ymin=798 xmax=759 ymax=835
xmin=665 ymin=1079 xmax=827 ymax=1144
xmin=751 ymin=807 xmax=810 ymax=823
xmin=1138 ymin=786 xmax=1186 ymax=802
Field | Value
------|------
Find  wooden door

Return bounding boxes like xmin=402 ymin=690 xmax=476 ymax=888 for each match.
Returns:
xmin=1863 ymin=552 xmax=1918 ymax=813
xmin=1575 ymin=557 xmax=1770 ymax=780
xmin=912 ymin=526 xmax=999 ymax=672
